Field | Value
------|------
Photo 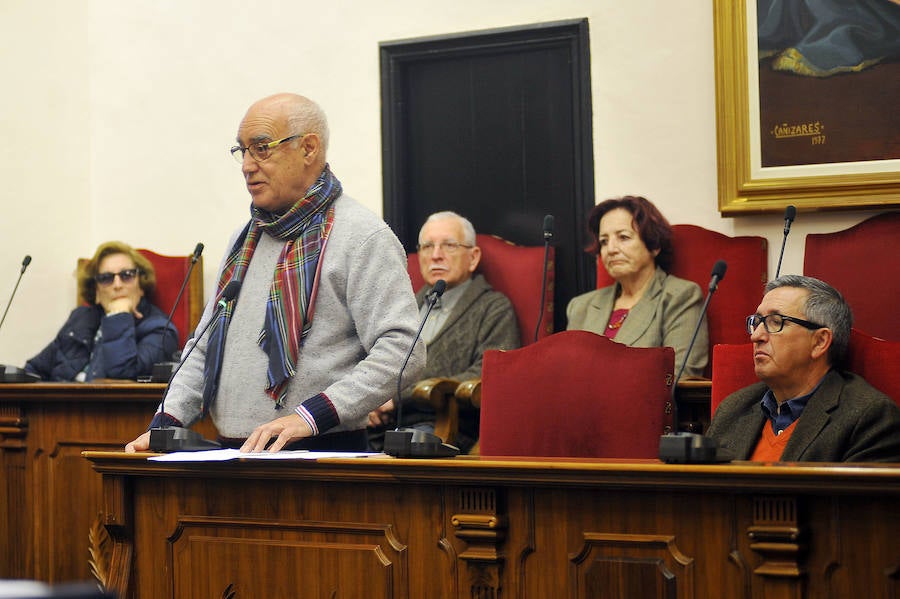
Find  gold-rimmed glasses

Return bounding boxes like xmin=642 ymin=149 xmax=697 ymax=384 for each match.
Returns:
xmin=230 ymin=133 xmax=305 ymax=163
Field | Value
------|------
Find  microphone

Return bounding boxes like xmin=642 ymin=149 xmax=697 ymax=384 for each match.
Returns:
xmin=0 ymin=255 xmax=40 ymax=384
xmin=383 ymin=279 xmax=460 ymax=458
xmin=658 ymin=260 xmax=730 ymax=464
xmin=149 ymin=242 xmax=205 ymax=382
xmin=148 ymin=280 xmax=242 ymax=452
xmin=542 ymin=214 xmax=554 ymax=241
xmin=533 ymin=214 xmax=554 ymax=343
xmin=774 ymin=205 xmax=796 ymax=279
xmin=0 ymin=255 xmax=32 ymax=333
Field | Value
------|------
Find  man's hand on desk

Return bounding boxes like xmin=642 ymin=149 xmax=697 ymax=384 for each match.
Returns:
xmin=125 ymin=431 xmax=151 ymax=453
xmin=241 ymin=413 xmax=313 ymax=453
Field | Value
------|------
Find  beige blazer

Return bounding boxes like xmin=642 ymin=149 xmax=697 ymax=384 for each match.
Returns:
xmin=566 ymin=267 xmax=708 ymax=378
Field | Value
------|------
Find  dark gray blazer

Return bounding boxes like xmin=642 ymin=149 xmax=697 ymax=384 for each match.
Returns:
xmin=707 ymin=370 xmax=900 ymax=462
xmin=412 ymin=274 xmax=520 ymax=386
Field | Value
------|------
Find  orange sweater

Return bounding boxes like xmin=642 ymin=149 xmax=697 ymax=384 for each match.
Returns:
xmin=750 ymin=420 xmax=799 ymax=462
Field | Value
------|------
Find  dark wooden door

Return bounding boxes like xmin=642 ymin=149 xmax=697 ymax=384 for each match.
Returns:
xmin=381 ymin=19 xmax=595 ymax=332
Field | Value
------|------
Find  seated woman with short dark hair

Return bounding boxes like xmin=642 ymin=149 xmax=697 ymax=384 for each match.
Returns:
xmin=566 ymin=195 xmax=709 ymax=377
xmin=25 ymin=241 xmax=178 ymax=381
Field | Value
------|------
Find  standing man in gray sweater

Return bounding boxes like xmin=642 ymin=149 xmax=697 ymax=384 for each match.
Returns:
xmin=126 ymin=93 xmax=424 ymax=453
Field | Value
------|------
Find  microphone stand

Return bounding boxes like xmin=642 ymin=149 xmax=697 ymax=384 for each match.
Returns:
xmin=383 ymin=280 xmax=459 ymax=458
xmin=533 ymin=214 xmax=553 ymax=343
xmin=775 ymin=205 xmax=796 ymax=279
xmin=148 ymin=280 xmax=241 ymax=452
xmin=0 ymin=255 xmax=31 ymax=332
xmin=658 ymin=261 xmax=729 ymax=464
xmin=0 ymin=256 xmax=39 ymax=383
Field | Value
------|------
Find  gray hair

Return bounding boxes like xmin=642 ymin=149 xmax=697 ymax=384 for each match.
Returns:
xmin=765 ymin=275 xmax=853 ymax=366
xmin=419 ymin=211 xmax=477 ymax=246
xmin=286 ymin=96 xmax=329 ymax=153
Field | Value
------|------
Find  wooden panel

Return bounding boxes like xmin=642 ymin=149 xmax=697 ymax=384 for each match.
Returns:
xmin=0 ymin=402 xmax=28 ymax=579
xmin=170 ymin=518 xmax=402 ymax=598
xmin=125 ymin=475 xmax=454 ymax=599
xmin=0 ymin=383 xmax=218 ymax=583
xmin=84 ymin=454 xmax=900 ymax=599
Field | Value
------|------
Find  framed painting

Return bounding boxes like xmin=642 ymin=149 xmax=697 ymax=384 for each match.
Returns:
xmin=714 ymin=0 xmax=900 ymax=215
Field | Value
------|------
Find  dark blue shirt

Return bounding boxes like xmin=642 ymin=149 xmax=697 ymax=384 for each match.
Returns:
xmin=759 ymin=374 xmax=828 ymax=435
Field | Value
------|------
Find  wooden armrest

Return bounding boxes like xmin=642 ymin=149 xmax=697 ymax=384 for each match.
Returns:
xmin=454 ymin=378 xmax=482 ymax=455
xmin=410 ymin=377 xmax=459 ymax=444
xmin=455 ymin=378 xmax=481 ymax=409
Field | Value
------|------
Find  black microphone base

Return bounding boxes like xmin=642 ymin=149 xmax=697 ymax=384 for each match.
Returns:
xmin=383 ymin=428 xmax=460 ymax=458
xmin=150 ymin=361 xmax=177 ymax=383
xmin=658 ymin=432 xmax=726 ymax=464
xmin=149 ymin=426 xmax=221 ymax=452
xmin=0 ymin=364 xmax=40 ymax=383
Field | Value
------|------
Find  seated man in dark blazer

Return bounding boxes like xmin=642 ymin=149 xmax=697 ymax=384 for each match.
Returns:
xmin=708 ymin=275 xmax=900 ymax=462
xmin=368 ymin=211 xmax=520 ymax=453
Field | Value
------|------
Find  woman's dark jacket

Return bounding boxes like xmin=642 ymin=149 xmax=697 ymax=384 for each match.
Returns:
xmin=24 ymin=297 xmax=178 ymax=381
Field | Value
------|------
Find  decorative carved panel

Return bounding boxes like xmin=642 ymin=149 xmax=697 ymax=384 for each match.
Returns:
xmin=170 ymin=516 xmax=406 ymax=598
xmin=569 ymin=533 xmax=694 ymax=599
xmin=452 ymin=487 xmax=506 ymax=599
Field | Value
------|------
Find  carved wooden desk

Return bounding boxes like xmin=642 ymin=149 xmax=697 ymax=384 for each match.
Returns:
xmin=84 ymin=452 xmax=900 ymax=599
xmin=0 ymin=382 xmax=216 ymax=583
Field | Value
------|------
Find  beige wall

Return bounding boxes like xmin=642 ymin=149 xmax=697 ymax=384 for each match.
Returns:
xmin=0 ymin=0 xmax=888 ymax=366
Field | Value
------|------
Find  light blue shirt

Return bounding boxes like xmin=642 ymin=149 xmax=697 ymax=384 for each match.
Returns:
xmin=419 ymin=278 xmax=472 ymax=344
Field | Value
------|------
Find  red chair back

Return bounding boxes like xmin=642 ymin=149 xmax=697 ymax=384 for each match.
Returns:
xmin=138 ymin=250 xmax=204 ymax=347
xmin=846 ymin=329 xmax=900 ymax=405
xmin=479 ymin=330 xmax=674 ymax=458
xmin=710 ymin=343 xmax=756 ymax=415
xmin=408 ymin=233 xmax=555 ymax=345
xmin=597 ymin=224 xmax=767 ymax=377
xmin=710 ymin=329 xmax=900 ymax=416
xmin=804 ymin=212 xmax=900 ymax=341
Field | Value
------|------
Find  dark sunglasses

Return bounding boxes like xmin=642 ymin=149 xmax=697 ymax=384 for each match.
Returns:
xmin=95 ymin=268 xmax=140 ymax=286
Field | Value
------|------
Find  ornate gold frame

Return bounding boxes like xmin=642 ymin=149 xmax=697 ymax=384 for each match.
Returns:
xmin=713 ymin=0 xmax=900 ymax=215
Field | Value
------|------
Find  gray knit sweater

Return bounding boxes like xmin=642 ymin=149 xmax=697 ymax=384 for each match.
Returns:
xmin=158 ymin=195 xmax=425 ymax=438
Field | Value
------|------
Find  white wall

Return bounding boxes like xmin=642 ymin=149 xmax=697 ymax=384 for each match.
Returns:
xmin=0 ymin=0 xmax=888 ymax=366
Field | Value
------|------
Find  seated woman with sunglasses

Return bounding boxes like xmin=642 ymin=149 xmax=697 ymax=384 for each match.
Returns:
xmin=24 ymin=241 xmax=178 ymax=381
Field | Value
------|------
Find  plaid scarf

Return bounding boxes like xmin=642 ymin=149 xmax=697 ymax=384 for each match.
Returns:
xmin=201 ymin=165 xmax=341 ymax=414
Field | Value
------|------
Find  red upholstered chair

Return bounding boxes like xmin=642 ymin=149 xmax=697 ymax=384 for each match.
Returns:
xmin=406 ymin=234 xmax=555 ymax=446
xmin=803 ymin=212 xmax=900 ymax=341
xmin=709 ymin=343 xmax=755 ymax=415
xmin=407 ymin=233 xmax=555 ymax=344
xmin=710 ymin=329 xmax=900 ymax=417
xmin=78 ymin=250 xmax=203 ymax=348
xmin=596 ymin=224 xmax=768 ymax=377
xmin=138 ymin=250 xmax=204 ymax=348
xmin=845 ymin=329 xmax=900 ymax=404
xmin=478 ymin=330 xmax=675 ymax=458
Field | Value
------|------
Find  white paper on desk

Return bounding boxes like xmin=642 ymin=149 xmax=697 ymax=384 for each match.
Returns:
xmin=245 ymin=450 xmax=378 ymax=459
xmin=149 ymin=449 xmax=378 ymax=462
xmin=149 ymin=449 xmax=243 ymax=461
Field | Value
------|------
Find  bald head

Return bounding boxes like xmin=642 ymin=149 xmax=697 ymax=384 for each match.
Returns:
xmin=236 ymin=93 xmax=331 ymax=212
xmin=243 ymin=93 xmax=330 ymax=156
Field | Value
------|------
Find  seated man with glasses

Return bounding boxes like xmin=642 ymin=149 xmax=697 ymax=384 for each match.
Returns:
xmin=24 ymin=241 xmax=178 ymax=381
xmin=707 ymin=275 xmax=900 ymax=462
xmin=368 ymin=211 xmax=520 ymax=454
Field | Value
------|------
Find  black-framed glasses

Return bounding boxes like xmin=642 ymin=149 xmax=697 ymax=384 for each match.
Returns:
xmin=746 ymin=313 xmax=825 ymax=335
xmin=417 ymin=241 xmax=474 ymax=255
xmin=95 ymin=268 xmax=140 ymax=286
xmin=230 ymin=133 xmax=305 ymax=163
